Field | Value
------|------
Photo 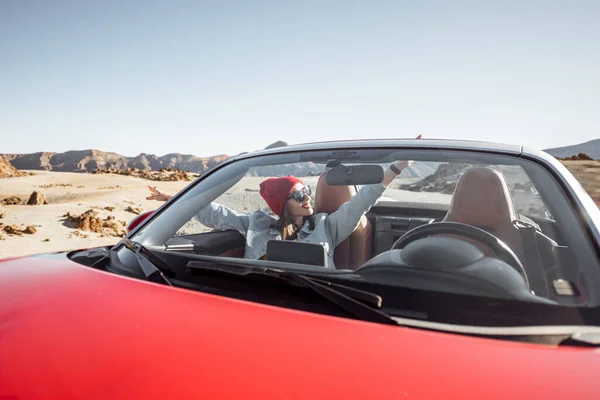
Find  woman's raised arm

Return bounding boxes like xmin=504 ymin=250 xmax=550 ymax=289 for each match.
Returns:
xmin=146 ymin=185 xmax=250 ymax=236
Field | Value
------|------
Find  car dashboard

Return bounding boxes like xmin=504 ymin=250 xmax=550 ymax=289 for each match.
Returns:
xmin=367 ymin=201 xmax=446 ymax=256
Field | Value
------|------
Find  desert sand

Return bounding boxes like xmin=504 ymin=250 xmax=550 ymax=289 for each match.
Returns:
xmin=560 ymin=160 xmax=600 ymax=204
xmin=0 ymin=171 xmax=195 ymax=258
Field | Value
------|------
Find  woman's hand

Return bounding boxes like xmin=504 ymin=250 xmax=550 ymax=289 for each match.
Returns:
xmin=392 ymin=159 xmax=414 ymax=171
xmin=382 ymin=134 xmax=421 ymax=187
xmin=146 ymin=185 xmax=172 ymax=202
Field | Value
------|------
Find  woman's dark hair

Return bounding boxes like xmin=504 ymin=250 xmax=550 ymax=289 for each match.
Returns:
xmin=273 ymin=203 xmax=315 ymax=240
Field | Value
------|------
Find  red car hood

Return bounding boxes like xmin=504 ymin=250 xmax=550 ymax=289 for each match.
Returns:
xmin=1 ymin=252 xmax=599 ymax=399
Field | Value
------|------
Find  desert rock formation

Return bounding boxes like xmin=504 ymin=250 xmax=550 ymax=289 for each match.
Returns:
xmin=0 ymin=141 xmax=290 ymax=174
xmin=0 ymin=156 xmax=27 ymax=178
xmin=2 ymin=150 xmax=230 ymax=174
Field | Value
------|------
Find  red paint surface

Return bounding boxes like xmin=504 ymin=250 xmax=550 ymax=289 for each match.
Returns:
xmin=126 ymin=210 xmax=155 ymax=232
xmin=1 ymin=255 xmax=599 ymax=399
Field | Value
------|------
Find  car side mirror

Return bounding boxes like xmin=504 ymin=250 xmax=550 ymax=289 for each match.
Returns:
xmin=127 ymin=210 xmax=155 ymax=232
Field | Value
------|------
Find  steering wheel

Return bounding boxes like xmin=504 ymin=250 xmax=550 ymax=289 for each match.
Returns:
xmin=391 ymin=222 xmax=529 ymax=287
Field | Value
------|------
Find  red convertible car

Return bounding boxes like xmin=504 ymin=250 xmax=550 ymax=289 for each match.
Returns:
xmin=2 ymin=139 xmax=600 ymax=398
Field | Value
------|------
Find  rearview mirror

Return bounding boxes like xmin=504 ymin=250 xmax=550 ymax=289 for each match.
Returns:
xmin=325 ymin=164 xmax=384 ymax=186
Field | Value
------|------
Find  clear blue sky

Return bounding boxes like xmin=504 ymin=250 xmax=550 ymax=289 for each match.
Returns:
xmin=2 ymin=0 xmax=599 ymax=157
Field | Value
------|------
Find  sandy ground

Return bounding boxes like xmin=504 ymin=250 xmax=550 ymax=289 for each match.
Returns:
xmin=0 ymin=171 xmax=194 ymax=258
xmin=560 ymin=160 xmax=600 ymax=204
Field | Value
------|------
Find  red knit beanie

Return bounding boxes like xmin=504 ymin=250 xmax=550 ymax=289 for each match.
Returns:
xmin=259 ymin=176 xmax=304 ymax=216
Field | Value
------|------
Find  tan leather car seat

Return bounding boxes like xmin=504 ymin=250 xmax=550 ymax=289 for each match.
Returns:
xmin=443 ymin=167 xmax=523 ymax=253
xmin=314 ymin=171 xmax=373 ymax=269
xmin=442 ymin=167 xmax=549 ymax=294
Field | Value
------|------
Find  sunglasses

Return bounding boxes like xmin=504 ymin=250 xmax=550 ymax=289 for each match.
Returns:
xmin=287 ymin=186 xmax=312 ymax=203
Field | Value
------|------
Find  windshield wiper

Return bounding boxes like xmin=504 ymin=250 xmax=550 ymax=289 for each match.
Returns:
xmin=121 ymin=239 xmax=173 ymax=286
xmin=186 ymin=261 xmax=397 ymax=326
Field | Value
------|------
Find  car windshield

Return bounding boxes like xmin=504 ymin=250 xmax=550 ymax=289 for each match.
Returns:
xmin=119 ymin=146 xmax=600 ymax=325
xmin=173 ymin=162 xmax=552 ymax=236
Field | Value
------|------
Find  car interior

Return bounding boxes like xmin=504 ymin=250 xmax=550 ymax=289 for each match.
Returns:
xmin=156 ymin=162 xmax=584 ymax=306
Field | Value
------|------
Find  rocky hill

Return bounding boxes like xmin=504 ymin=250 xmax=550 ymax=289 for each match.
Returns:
xmin=544 ymin=139 xmax=600 ymax=160
xmin=1 ymin=141 xmax=293 ymax=174
xmin=0 ymin=156 xmax=27 ymax=178
xmin=1 ymin=150 xmax=230 ymax=174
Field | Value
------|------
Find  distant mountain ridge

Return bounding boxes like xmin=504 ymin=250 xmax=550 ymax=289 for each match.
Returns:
xmin=0 ymin=142 xmax=296 ymax=174
xmin=544 ymin=139 xmax=600 ymax=159
xmin=1 ymin=150 xmax=230 ymax=174
xmin=4 ymin=138 xmax=599 ymax=175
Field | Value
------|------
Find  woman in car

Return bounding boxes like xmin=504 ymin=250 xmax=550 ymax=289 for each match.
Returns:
xmin=146 ymin=157 xmax=413 ymax=267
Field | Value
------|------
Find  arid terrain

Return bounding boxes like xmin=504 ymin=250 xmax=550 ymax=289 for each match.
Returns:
xmin=1 ymin=155 xmax=599 ymax=258
xmin=0 ymin=170 xmax=199 ymax=257
xmin=559 ymin=160 xmax=600 ymax=204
